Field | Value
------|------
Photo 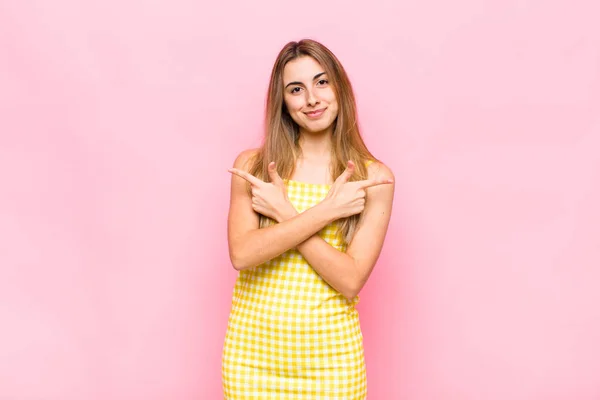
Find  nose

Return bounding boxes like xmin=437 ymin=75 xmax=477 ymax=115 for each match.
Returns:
xmin=306 ymin=89 xmax=320 ymax=107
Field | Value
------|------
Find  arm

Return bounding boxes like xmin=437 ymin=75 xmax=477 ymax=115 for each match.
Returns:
xmin=227 ymin=149 xmax=338 ymax=271
xmin=285 ymin=162 xmax=395 ymax=300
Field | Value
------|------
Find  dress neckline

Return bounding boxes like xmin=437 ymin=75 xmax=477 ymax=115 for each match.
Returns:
xmin=284 ymin=179 xmax=332 ymax=187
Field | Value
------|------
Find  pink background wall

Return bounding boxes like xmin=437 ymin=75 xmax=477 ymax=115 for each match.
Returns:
xmin=1 ymin=0 xmax=599 ymax=398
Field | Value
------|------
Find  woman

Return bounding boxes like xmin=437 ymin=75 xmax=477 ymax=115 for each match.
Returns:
xmin=221 ymin=39 xmax=395 ymax=399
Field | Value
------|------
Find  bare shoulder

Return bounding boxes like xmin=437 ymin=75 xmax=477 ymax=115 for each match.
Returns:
xmin=233 ymin=148 xmax=260 ymax=171
xmin=367 ymin=159 xmax=395 ymax=182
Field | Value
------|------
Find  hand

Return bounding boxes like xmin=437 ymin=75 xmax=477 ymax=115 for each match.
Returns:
xmin=323 ymin=160 xmax=394 ymax=219
xmin=228 ymin=161 xmax=297 ymax=223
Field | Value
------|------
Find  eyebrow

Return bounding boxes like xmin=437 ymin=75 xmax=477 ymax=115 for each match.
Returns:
xmin=284 ymin=72 xmax=327 ymax=89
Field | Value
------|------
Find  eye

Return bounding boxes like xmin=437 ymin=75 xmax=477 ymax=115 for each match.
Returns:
xmin=317 ymin=79 xmax=329 ymax=86
xmin=290 ymin=87 xmax=302 ymax=94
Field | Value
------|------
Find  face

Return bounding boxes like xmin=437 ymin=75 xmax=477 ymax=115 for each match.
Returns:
xmin=282 ymin=56 xmax=339 ymax=136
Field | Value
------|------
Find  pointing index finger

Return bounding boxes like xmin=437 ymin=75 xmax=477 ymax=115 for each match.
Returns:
xmin=228 ymin=168 xmax=262 ymax=186
xmin=357 ymin=177 xmax=394 ymax=189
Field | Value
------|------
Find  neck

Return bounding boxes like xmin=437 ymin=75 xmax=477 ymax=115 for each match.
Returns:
xmin=297 ymin=129 xmax=333 ymax=160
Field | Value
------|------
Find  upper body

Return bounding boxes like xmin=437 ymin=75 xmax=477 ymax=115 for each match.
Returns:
xmin=226 ymin=39 xmax=395 ymax=301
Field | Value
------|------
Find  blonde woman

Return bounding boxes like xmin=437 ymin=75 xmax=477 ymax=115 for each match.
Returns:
xmin=222 ymin=39 xmax=395 ymax=399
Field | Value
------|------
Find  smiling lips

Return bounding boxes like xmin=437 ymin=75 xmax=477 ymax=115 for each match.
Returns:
xmin=304 ymin=108 xmax=326 ymax=119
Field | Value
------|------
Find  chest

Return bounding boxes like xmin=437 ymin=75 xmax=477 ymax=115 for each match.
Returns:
xmin=286 ymin=183 xmax=330 ymax=213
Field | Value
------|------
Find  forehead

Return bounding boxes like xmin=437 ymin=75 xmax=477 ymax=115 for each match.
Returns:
xmin=283 ymin=56 xmax=326 ymax=83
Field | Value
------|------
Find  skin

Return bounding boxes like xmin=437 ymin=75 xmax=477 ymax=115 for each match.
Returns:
xmin=227 ymin=56 xmax=395 ymax=300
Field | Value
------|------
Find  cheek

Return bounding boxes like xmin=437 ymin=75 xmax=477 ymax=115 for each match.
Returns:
xmin=284 ymin=97 xmax=303 ymax=113
xmin=328 ymin=98 xmax=339 ymax=117
xmin=324 ymin=90 xmax=338 ymax=107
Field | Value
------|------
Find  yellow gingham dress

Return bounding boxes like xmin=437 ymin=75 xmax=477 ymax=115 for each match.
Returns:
xmin=222 ymin=179 xmax=367 ymax=399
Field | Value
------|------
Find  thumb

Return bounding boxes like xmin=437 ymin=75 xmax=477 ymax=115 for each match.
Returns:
xmin=334 ymin=160 xmax=355 ymax=185
xmin=268 ymin=161 xmax=285 ymax=186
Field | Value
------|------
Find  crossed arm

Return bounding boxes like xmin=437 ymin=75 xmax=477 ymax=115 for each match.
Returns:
xmin=227 ymin=149 xmax=395 ymax=300
xmin=285 ymin=184 xmax=394 ymax=300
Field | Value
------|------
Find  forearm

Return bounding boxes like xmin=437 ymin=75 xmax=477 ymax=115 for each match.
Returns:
xmin=296 ymin=235 xmax=360 ymax=300
xmin=230 ymin=202 xmax=336 ymax=270
xmin=277 ymin=205 xmax=361 ymax=300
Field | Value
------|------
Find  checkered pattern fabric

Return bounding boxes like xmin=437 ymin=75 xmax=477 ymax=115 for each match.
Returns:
xmin=222 ymin=179 xmax=367 ymax=399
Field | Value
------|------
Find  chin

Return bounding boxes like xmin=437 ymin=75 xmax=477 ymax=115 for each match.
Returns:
xmin=305 ymin=124 xmax=333 ymax=134
xmin=303 ymin=119 xmax=336 ymax=133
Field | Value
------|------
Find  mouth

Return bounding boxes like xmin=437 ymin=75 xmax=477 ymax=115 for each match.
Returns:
xmin=304 ymin=108 xmax=327 ymax=119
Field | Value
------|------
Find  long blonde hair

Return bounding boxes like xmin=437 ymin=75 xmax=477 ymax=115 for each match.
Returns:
xmin=247 ymin=39 xmax=377 ymax=243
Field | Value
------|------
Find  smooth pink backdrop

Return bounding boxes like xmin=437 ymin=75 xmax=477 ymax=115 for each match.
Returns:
xmin=1 ymin=0 xmax=599 ymax=399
